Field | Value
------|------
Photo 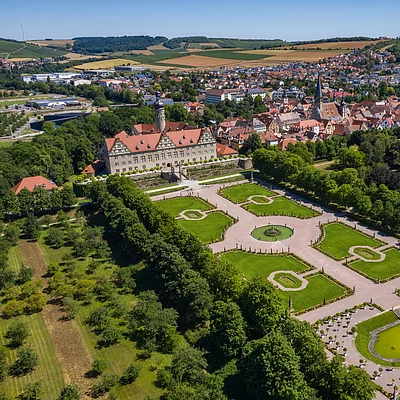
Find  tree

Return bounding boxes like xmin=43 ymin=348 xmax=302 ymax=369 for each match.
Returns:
xmin=62 ymin=297 xmax=79 ymax=320
xmin=98 ymin=325 xmax=123 ymax=348
xmin=210 ymin=301 xmax=247 ymax=360
xmin=3 ymin=299 xmax=25 ymax=318
xmin=90 ymin=373 xmax=119 ymax=398
xmin=120 ymin=363 xmax=141 ymax=385
xmin=4 ymin=223 xmax=20 ymax=245
xmin=169 ymin=347 xmax=207 ymax=385
xmin=240 ymin=277 xmax=286 ymax=338
xmin=6 ymin=320 xmax=29 ymax=347
xmin=57 ymin=384 xmax=79 ymax=400
xmin=10 ymin=347 xmax=39 ymax=376
xmin=46 ymin=228 xmax=64 ymax=248
xmin=250 ymin=133 xmax=263 ymax=153
xmin=239 ymin=332 xmax=312 ymax=400
xmin=19 ymin=381 xmax=43 ymax=400
xmin=92 ymin=359 xmax=107 ymax=376
xmin=23 ymin=214 xmax=41 ymax=240
xmin=25 ymin=293 xmax=47 ymax=314
xmin=17 ymin=265 xmax=34 ymax=284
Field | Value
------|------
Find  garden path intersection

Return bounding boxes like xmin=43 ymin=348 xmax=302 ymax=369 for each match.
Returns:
xmin=152 ymin=180 xmax=400 ymax=398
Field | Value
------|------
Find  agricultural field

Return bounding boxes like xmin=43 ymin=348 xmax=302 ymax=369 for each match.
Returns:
xmin=155 ymin=197 xmax=213 ymax=217
xmin=0 ymin=39 xmax=67 ymax=59
xmin=27 ymin=39 xmax=75 ymax=48
xmin=350 ymin=248 xmax=400 ymax=281
xmin=355 ymin=311 xmax=400 ymax=366
xmin=220 ymin=252 xmax=345 ymax=313
xmin=159 ymin=55 xmax=238 ymax=68
xmin=220 ymin=183 xmax=276 ymax=203
xmin=74 ymin=58 xmax=140 ymax=70
xmin=245 ymin=197 xmax=318 ymax=218
xmin=178 ymin=211 xmax=233 ymax=244
xmin=191 ymin=49 xmax=272 ymax=60
xmin=294 ymin=40 xmax=381 ymax=50
xmin=316 ymin=223 xmax=382 ymax=259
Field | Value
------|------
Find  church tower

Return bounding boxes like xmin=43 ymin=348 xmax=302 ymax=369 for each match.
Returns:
xmin=311 ymin=75 xmax=323 ymax=121
xmin=155 ymin=91 xmax=166 ymax=132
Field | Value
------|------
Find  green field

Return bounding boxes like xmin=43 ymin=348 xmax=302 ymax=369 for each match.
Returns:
xmin=353 ymin=247 xmax=382 ymax=260
xmin=0 ymin=39 xmax=67 ymax=59
xmin=0 ymin=140 xmax=13 ymax=148
xmin=280 ymin=274 xmax=346 ymax=313
xmin=219 ymin=252 xmax=309 ymax=279
xmin=212 ymin=38 xmax=288 ymax=49
xmin=75 ymin=306 xmax=169 ymax=400
xmin=178 ymin=211 xmax=233 ymax=243
xmin=182 ymin=210 xmax=204 ymax=219
xmin=220 ymin=252 xmax=345 ymax=312
xmin=351 ymin=248 xmax=400 ymax=281
xmin=191 ymin=49 xmax=271 ymax=60
xmin=155 ymin=196 xmax=213 ymax=217
xmin=355 ymin=311 xmax=400 ymax=366
xmin=374 ymin=324 xmax=400 ymax=359
xmin=251 ymin=225 xmax=294 ymax=241
xmin=220 ymin=183 xmax=276 ymax=203
xmin=274 ymin=272 xmax=303 ymax=289
xmin=245 ymin=197 xmax=318 ymax=218
xmin=125 ymin=51 xmax=188 ymax=65
xmin=317 ymin=223 xmax=381 ymax=259
xmin=0 ymin=314 xmax=64 ymax=399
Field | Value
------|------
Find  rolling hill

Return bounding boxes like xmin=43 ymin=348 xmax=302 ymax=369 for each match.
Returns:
xmin=0 ymin=39 xmax=67 ymax=59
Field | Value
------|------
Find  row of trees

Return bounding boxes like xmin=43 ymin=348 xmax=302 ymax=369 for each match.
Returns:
xmin=88 ymin=176 xmax=375 ymax=400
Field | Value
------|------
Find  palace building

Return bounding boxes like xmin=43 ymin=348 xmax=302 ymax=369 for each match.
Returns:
xmin=99 ymin=95 xmax=217 ymax=174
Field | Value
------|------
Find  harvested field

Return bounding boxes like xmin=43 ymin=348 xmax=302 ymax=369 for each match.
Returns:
xmin=161 ymin=55 xmax=240 ymax=67
xmin=130 ymin=49 xmax=154 ymax=55
xmin=19 ymin=240 xmax=47 ymax=277
xmin=74 ymin=58 xmax=140 ymax=70
xmin=295 ymin=40 xmax=381 ymax=50
xmin=147 ymin=44 xmax=169 ymax=50
xmin=28 ymin=39 xmax=75 ymax=47
xmin=61 ymin=52 xmax=102 ymax=62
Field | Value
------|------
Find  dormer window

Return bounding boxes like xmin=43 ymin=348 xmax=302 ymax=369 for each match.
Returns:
xmin=136 ymin=145 xmax=139 ymax=150
xmin=190 ymin=139 xmax=193 ymax=143
xmin=147 ymin=144 xmax=151 ymax=149
xmin=179 ymin=140 xmax=182 ymax=144
xmin=140 ymin=140 xmax=144 ymax=144
xmin=183 ymin=135 xmax=186 ymax=139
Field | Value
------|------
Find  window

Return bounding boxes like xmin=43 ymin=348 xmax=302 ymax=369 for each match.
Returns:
xmin=128 ymin=160 xmax=132 ymax=164
xmin=115 ymin=162 xmax=119 ymax=166
xmin=129 ymin=167 xmax=132 ymax=170
xmin=123 ymin=168 xmax=126 ymax=172
xmin=142 ymin=165 xmax=146 ymax=169
xmin=141 ymin=156 xmax=146 ymax=162
xmin=173 ymin=151 xmax=178 ymax=158
xmin=167 ymin=152 xmax=172 ymax=159
xmin=133 ymin=157 xmax=138 ymax=163
xmin=122 ymin=161 xmax=126 ymax=165
xmin=155 ymin=154 xmax=159 ymax=161
xmin=148 ymin=155 xmax=152 ymax=161
xmin=116 ymin=168 xmax=120 ymax=172
xmin=179 ymin=151 xmax=184 ymax=157
xmin=161 ymin=153 xmax=166 ymax=160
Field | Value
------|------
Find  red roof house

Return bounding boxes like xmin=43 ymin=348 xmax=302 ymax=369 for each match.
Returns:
xmin=13 ymin=176 xmax=58 ymax=194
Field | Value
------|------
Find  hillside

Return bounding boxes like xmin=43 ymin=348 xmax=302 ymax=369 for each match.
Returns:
xmin=0 ymin=39 xmax=67 ymax=59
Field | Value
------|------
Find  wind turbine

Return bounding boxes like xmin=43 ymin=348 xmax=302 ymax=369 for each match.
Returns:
xmin=21 ymin=23 xmax=26 ymax=42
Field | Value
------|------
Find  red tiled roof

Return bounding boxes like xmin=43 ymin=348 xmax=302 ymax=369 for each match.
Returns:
xmin=216 ymin=143 xmax=238 ymax=156
xmin=13 ymin=176 xmax=58 ymax=194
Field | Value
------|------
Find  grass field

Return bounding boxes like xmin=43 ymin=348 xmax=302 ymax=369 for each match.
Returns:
xmin=374 ymin=324 xmax=400 ymax=359
xmin=156 ymin=197 xmax=213 ymax=217
xmin=280 ymin=274 xmax=346 ymax=313
xmin=219 ymin=252 xmax=309 ymax=279
xmin=355 ymin=311 xmax=400 ymax=366
xmin=245 ymin=197 xmax=318 ymax=218
xmin=0 ymin=314 xmax=64 ymax=399
xmin=351 ymin=248 xmax=400 ymax=281
xmin=191 ymin=49 xmax=271 ymax=60
xmin=0 ymin=39 xmax=67 ymax=59
xmin=7 ymin=244 xmax=22 ymax=274
xmin=148 ymin=186 xmax=189 ymax=196
xmin=0 ymin=140 xmax=13 ymax=148
xmin=251 ymin=225 xmax=293 ymax=241
xmin=75 ymin=306 xmax=169 ymax=400
xmin=274 ymin=272 xmax=303 ymax=289
xmin=220 ymin=183 xmax=276 ymax=203
xmin=317 ymin=223 xmax=382 ymax=259
xmin=74 ymin=58 xmax=140 ymax=70
xmin=178 ymin=211 xmax=233 ymax=244
xmin=220 ymin=252 xmax=344 ymax=312
xmin=182 ymin=210 xmax=203 ymax=219
xmin=353 ymin=247 xmax=382 ymax=260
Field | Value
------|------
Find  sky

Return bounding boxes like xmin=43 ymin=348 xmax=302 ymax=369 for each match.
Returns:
xmin=1 ymin=0 xmax=399 ymax=41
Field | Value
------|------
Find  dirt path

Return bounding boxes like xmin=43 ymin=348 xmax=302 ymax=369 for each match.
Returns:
xmin=19 ymin=240 xmax=93 ymax=398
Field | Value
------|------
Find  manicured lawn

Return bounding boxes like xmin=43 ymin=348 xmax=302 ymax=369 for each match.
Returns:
xmin=374 ymin=324 xmax=400 ymax=359
xmin=178 ymin=212 xmax=233 ymax=244
xmin=75 ymin=305 xmax=170 ymax=400
xmin=219 ymin=252 xmax=310 ymax=279
xmin=245 ymin=197 xmax=318 ymax=218
xmin=148 ymin=186 xmax=189 ymax=196
xmin=317 ymin=223 xmax=382 ymax=259
xmin=353 ymin=247 xmax=382 ymax=260
xmin=182 ymin=210 xmax=204 ymax=219
xmin=155 ymin=197 xmax=212 ymax=217
xmin=220 ymin=183 xmax=276 ymax=203
xmin=274 ymin=272 xmax=303 ymax=288
xmin=280 ymin=274 xmax=346 ymax=313
xmin=251 ymin=225 xmax=294 ymax=241
xmin=251 ymin=195 xmax=271 ymax=204
xmin=8 ymin=244 xmax=22 ymax=274
xmin=0 ymin=314 xmax=64 ymax=399
xmin=351 ymin=248 xmax=400 ymax=281
xmin=355 ymin=311 xmax=400 ymax=366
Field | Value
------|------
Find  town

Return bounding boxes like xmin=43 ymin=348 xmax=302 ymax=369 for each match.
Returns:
xmin=1 ymin=8 xmax=400 ymax=399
